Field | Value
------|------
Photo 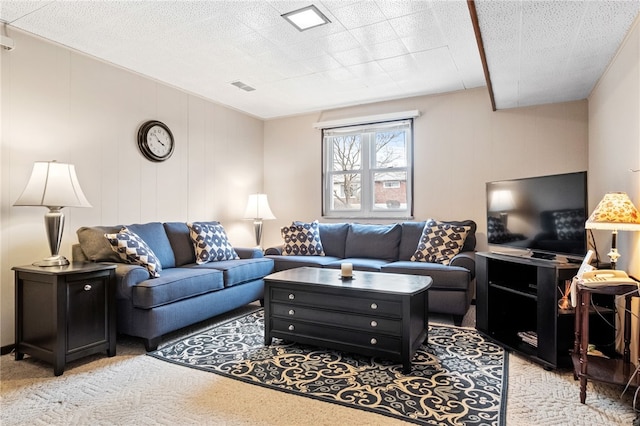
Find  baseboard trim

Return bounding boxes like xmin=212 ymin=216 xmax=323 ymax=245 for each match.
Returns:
xmin=1 ymin=344 xmax=15 ymax=355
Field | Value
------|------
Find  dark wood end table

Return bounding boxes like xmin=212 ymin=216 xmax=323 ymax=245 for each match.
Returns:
xmin=13 ymin=262 xmax=117 ymax=376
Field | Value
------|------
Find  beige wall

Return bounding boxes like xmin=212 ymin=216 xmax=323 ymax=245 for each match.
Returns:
xmin=0 ymin=30 xmax=265 ymax=347
xmin=263 ymin=88 xmax=589 ymax=250
xmin=588 ymin=15 xmax=640 ymax=358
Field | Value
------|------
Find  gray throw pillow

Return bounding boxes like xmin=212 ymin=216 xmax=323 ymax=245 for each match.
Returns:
xmin=76 ymin=225 xmax=123 ymax=262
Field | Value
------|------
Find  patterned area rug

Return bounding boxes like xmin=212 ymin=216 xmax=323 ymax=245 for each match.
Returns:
xmin=149 ymin=309 xmax=507 ymax=425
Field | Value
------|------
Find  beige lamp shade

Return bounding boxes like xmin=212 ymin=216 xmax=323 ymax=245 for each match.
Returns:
xmin=585 ymin=192 xmax=640 ymax=231
xmin=14 ymin=161 xmax=92 ymax=208
xmin=243 ymin=194 xmax=275 ymax=220
xmin=489 ymin=189 xmax=515 ymax=212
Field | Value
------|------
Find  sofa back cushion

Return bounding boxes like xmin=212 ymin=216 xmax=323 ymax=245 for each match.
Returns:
xmin=399 ymin=220 xmax=477 ymax=261
xmin=344 ymin=223 xmax=402 ymax=261
xmin=318 ymin=223 xmax=349 ymax=258
xmin=76 ymin=225 xmax=124 ymax=262
xmin=127 ymin=222 xmax=176 ymax=269
xmin=163 ymin=222 xmax=197 ymax=266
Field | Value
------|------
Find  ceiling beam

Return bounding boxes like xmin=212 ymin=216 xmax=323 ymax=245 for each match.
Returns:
xmin=467 ymin=0 xmax=496 ymax=111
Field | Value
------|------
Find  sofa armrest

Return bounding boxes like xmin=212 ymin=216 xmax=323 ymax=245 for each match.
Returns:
xmin=114 ymin=264 xmax=151 ymax=300
xmin=235 ymin=247 xmax=265 ymax=259
xmin=449 ymin=251 xmax=476 ymax=279
xmin=264 ymin=245 xmax=284 ymax=255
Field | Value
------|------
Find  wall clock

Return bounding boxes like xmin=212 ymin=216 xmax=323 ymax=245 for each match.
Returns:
xmin=137 ymin=120 xmax=174 ymax=162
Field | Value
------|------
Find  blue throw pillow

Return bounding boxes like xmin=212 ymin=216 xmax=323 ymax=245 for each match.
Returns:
xmin=105 ymin=227 xmax=162 ymax=278
xmin=187 ymin=222 xmax=239 ymax=264
xmin=282 ymin=221 xmax=325 ymax=256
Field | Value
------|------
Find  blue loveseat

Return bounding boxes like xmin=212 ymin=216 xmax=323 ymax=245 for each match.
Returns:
xmin=72 ymin=222 xmax=274 ymax=350
xmin=265 ymin=220 xmax=476 ymax=325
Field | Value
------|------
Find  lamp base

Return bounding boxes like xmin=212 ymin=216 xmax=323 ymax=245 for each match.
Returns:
xmin=33 ymin=255 xmax=70 ymax=267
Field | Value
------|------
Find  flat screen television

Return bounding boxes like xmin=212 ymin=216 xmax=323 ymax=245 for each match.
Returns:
xmin=486 ymin=171 xmax=588 ymax=261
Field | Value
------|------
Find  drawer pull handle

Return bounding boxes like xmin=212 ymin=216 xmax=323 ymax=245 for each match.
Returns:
xmin=370 ymin=338 xmax=377 ymax=345
xmin=83 ymin=284 xmax=92 ymax=291
xmin=370 ymin=303 xmax=378 ymax=310
xmin=288 ymin=324 xmax=295 ymax=331
xmin=288 ymin=309 xmax=295 ymax=316
xmin=370 ymin=320 xmax=378 ymax=327
xmin=288 ymin=294 xmax=295 ymax=300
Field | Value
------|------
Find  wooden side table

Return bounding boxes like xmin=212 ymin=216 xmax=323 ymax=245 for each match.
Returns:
xmin=13 ymin=262 xmax=117 ymax=376
xmin=572 ymin=282 xmax=640 ymax=403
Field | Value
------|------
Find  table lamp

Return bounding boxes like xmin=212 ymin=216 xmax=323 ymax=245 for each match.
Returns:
xmin=585 ymin=192 xmax=640 ymax=269
xmin=14 ymin=161 xmax=92 ymax=266
xmin=243 ymin=193 xmax=275 ymax=247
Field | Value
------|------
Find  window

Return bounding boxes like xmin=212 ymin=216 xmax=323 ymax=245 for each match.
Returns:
xmin=322 ymin=119 xmax=413 ymax=218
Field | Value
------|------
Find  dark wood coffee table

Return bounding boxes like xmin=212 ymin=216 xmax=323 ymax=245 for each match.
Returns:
xmin=264 ymin=267 xmax=432 ymax=373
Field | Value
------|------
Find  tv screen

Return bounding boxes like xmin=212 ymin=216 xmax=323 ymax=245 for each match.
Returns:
xmin=486 ymin=171 xmax=588 ymax=260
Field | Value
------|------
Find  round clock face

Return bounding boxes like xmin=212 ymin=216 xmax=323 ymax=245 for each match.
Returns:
xmin=137 ymin=120 xmax=174 ymax=162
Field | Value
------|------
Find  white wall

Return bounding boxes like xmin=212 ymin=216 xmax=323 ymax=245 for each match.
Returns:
xmin=263 ymin=88 xmax=589 ymax=250
xmin=0 ymin=30 xmax=265 ymax=347
xmin=588 ymin=14 xmax=640 ymax=358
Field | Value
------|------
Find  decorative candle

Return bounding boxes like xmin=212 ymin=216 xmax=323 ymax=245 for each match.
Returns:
xmin=341 ymin=263 xmax=353 ymax=278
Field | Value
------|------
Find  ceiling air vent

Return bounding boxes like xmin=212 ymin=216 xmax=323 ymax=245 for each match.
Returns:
xmin=231 ymin=81 xmax=255 ymax=92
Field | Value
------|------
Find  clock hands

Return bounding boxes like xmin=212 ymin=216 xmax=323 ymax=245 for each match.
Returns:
xmin=152 ymin=133 xmax=166 ymax=147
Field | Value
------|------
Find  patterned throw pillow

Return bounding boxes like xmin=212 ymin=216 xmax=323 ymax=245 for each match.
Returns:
xmin=281 ymin=220 xmax=325 ymax=256
xmin=552 ymin=209 xmax=584 ymax=240
xmin=487 ymin=216 xmax=509 ymax=243
xmin=105 ymin=227 xmax=162 ymax=278
xmin=411 ymin=220 xmax=471 ymax=265
xmin=187 ymin=222 xmax=239 ymax=264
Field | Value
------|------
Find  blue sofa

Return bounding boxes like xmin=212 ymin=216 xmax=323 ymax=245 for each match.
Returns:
xmin=72 ymin=222 xmax=274 ymax=350
xmin=265 ymin=221 xmax=476 ymax=325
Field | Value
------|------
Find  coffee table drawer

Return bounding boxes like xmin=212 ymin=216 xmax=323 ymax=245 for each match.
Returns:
xmin=271 ymin=303 xmax=402 ymax=334
xmin=271 ymin=318 xmax=401 ymax=354
xmin=271 ymin=287 xmax=401 ymax=317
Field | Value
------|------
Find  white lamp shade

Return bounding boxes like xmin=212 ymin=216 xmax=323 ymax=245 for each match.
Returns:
xmin=14 ymin=161 xmax=92 ymax=208
xmin=585 ymin=192 xmax=640 ymax=231
xmin=243 ymin=194 xmax=275 ymax=220
xmin=489 ymin=190 xmax=515 ymax=212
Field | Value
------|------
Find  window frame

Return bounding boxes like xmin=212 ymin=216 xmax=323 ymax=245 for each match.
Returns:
xmin=322 ymin=119 xmax=414 ymax=219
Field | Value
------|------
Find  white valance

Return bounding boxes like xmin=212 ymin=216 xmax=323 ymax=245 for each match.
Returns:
xmin=312 ymin=110 xmax=421 ymax=130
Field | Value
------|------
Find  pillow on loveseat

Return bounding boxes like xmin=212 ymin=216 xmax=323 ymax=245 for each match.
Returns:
xmin=77 ymin=225 xmax=124 ymax=262
xmin=282 ymin=220 xmax=325 ymax=256
xmin=105 ymin=227 xmax=162 ymax=278
xmin=411 ymin=220 xmax=470 ymax=265
xmin=187 ymin=222 xmax=239 ymax=264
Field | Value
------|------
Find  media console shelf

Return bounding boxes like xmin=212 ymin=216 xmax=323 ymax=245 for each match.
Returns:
xmin=476 ymin=252 xmax=614 ymax=369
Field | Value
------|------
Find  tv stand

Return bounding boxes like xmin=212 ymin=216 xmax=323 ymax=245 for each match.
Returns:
xmin=476 ymin=252 xmax=614 ymax=369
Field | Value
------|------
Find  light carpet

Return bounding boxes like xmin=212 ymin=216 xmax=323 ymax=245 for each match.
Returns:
xmin=1 ymin=303 xmax=637 ymax=425
xmin=149 ymin=309 xmax=506 ymax=425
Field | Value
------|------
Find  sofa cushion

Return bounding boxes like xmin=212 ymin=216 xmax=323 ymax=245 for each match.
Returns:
xmin=127 ymin=222 xmax=176 ymax=269
xmin=269 ymin=255 xmax=341 ymax=272
xmin=381 ymin=261 xmax=470 ymax=291
xmin=76 ymin=225 xmax=123 ymax=262
xmin=344 ymin=223 xmax=401 ymax=261
xmin=282 ymin=221 xmax=325 ymax=256
xmin=187 ymin=222 xmax=239 ymax=264
xmin=318 ymin=223 xmax=349 ymax=258
xmin=411 ymin=220 xmax=471 ymax=265
xmin=105 ymin=228 xmax=162 ymax=278
xmin=163 ymin=222 xmax=197 ymax=266
xmin=190 ymin=257 xmax=274 ymax=287
xmin=131 ymin=268 xmax=224 ymax=309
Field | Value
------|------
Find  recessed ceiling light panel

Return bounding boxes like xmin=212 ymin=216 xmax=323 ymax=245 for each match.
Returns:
xmin=282 ymin=5 xmax=331 ymax=32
